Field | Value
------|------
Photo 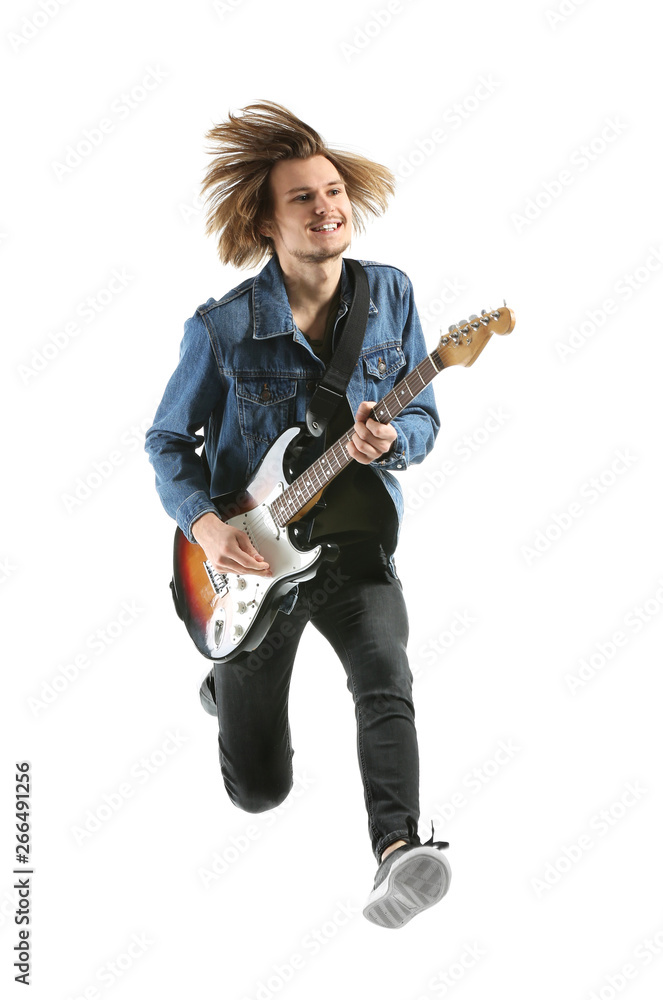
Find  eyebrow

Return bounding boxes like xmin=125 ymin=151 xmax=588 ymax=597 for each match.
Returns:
xmin=284 ymin=179 xmax=344 ymax=195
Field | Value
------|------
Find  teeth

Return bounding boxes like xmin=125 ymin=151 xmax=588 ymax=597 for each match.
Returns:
xmin=313 ymin=223 xmax=340 ymax=231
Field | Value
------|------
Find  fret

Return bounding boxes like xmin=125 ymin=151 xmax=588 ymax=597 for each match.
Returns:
xmin=270 ymin=352 xmax=441 ymax=527
xmin=309 ymin=463 xmax=325 ymax=492
xmin=375 ymin=397 xmax=393 ymax=421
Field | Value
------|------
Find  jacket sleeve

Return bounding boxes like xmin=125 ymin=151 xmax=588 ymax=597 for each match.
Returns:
xmin=144 ymin=310 xmax=226 ymax=542
xmin=372 ymin=273 xmax=440 ymax=471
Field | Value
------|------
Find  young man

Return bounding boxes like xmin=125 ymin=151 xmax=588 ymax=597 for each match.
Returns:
xmin=145 ymin=101 xmax=451 ymax=928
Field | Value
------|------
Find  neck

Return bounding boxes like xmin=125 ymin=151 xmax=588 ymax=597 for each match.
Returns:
xmin=276 ymin=253 xmax=344 ymax=313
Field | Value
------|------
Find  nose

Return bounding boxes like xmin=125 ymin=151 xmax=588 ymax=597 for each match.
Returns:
xmin=313 ymin=191 xmax=334 ymax=215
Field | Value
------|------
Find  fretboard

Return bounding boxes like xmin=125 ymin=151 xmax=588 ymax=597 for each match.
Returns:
xmin=270 ymin=349 xmax=443 ymax=527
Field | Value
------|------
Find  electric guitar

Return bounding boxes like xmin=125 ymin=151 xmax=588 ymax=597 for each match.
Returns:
xmin=172 ymin=304 xmax=516 ymax=661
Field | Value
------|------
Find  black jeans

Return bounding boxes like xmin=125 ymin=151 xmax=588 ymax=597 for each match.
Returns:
xmin=212 ymin=539 xmax=422 ymax=862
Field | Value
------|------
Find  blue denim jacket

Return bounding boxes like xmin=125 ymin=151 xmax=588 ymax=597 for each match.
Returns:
xmin=145 ymin=255 xmax=439 ymax=558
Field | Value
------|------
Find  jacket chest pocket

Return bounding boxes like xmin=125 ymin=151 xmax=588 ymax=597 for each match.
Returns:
xmin=236 ymin=377 xmax=297 ymax=444
xmin=362 ymin=346 xmax=406 ymax=388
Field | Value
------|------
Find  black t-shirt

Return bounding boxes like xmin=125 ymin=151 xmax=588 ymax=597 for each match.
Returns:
xmin=302 ymin=291 xmax=397 ymax=549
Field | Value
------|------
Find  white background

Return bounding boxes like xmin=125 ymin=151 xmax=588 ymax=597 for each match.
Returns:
xmin=3 ymin=0 xmax=662 ymax=997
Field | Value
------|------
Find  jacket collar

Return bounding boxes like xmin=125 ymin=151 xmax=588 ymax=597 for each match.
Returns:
xmin=251 ymin=255 xmax=378 ymax=340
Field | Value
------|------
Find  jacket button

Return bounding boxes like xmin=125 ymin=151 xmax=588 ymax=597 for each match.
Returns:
xmin=306 ymin=380 xmax=317 ymax=390
xmin=260 ymin=385 xmax=271 ymax=401
xmin=377 ymin=358 xmax=387 ymax=375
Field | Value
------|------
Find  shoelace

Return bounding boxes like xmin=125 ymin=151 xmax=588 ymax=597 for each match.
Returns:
xmin=423 ymin=821 xmax=449 ymax=850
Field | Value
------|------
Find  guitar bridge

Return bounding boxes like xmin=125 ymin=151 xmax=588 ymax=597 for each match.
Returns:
xmin=204 ymin=561 xmax=229 ymax=596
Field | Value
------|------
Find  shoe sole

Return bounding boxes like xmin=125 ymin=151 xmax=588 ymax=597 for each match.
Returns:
xmin=363 ymin=847 xmax=451 ymax=929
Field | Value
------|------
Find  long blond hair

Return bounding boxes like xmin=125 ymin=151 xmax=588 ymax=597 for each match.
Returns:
xmin=201 ymin=101 xmax=395 ymax=269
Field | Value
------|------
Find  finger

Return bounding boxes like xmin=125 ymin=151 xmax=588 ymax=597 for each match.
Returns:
xmin=365 ymin=415 xmax=393 ymax=436
xmin=211 ymin=555 xmax=271 ymax=576
xmin=347 ymin=436 xmax=380 ymax=464
xmin=236 ymin=537 xmax=269 ymax=564
xmin=353 ymin=418 xmax=380 ymax=443
xmin=353 ymin=422 xmax=393 ymax=453
xmin=209 ymin=537 xmax=272 ymax=576
xmin=235 ymin=550 xmax=271 ymax=574
xmin=355 ymin=400 xmax=377 ymax=424
xmin=234 ymin=530 xmax=270 ymax=564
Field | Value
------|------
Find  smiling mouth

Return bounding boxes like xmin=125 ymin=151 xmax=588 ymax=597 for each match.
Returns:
xmin=311 ymin=222 xmax=343 ymax=233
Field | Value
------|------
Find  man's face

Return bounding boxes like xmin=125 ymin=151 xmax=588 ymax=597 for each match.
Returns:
xmin=261 ymin=155 xmax=353 ymax=265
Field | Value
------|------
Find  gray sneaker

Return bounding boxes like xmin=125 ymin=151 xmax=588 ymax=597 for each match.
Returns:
xmin=363 ymin=825 xmax=451 ymax=929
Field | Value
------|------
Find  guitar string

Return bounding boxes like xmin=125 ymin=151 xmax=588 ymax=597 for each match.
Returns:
xmin=233 ymin=353 xmax=443 ymax=547
xmin=224 ymin=341 xmax=478 ymax=573
xmin=272 ymin=355 xmax=440 ymax=526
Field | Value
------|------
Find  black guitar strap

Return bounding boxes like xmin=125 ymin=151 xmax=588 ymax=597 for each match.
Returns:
xmin=305 ymin=258 xmax=370 ymax=437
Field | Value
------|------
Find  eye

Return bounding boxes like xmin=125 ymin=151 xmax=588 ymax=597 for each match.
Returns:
xmin=295 ymin=194 xmax=309 ymax=201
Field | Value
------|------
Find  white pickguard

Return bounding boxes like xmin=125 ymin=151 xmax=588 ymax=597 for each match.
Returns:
xmin=202 ymin=480 xmax=321 ymax=659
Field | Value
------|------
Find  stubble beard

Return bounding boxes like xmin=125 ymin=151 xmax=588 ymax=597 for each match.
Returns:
xmin=288 ymin=237 xmax=352 ymax=264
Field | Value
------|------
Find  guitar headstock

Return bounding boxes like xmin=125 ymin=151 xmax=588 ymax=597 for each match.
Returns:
xmin=435 ymin=304 xmax=515 ymax=368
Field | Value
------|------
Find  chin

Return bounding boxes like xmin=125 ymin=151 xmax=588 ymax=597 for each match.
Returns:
xmin=293 ymin=240 xmax=351 ymax=264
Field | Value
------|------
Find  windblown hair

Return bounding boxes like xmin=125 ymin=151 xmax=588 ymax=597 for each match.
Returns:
xmin=200 ymin=101 xmax=395 ymax=269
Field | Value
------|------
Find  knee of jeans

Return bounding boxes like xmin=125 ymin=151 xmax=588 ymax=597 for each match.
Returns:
xmin=355 ymin=683 xmax=415 ymax=723
xmin=227 ymin=778 xmax=292 ymax=814
xmin=218 ymin=750 xmax=293 ymax=814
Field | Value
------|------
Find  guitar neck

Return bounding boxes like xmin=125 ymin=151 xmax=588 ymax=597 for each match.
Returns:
xmin=270 ymin=348 xmax=443 ymax=527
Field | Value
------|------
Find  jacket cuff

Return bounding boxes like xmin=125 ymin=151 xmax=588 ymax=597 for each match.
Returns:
xmin=373 ymin=426 xmax=408 ymax=471
xmin=177 ymin=491 xmax=220 ymax=543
